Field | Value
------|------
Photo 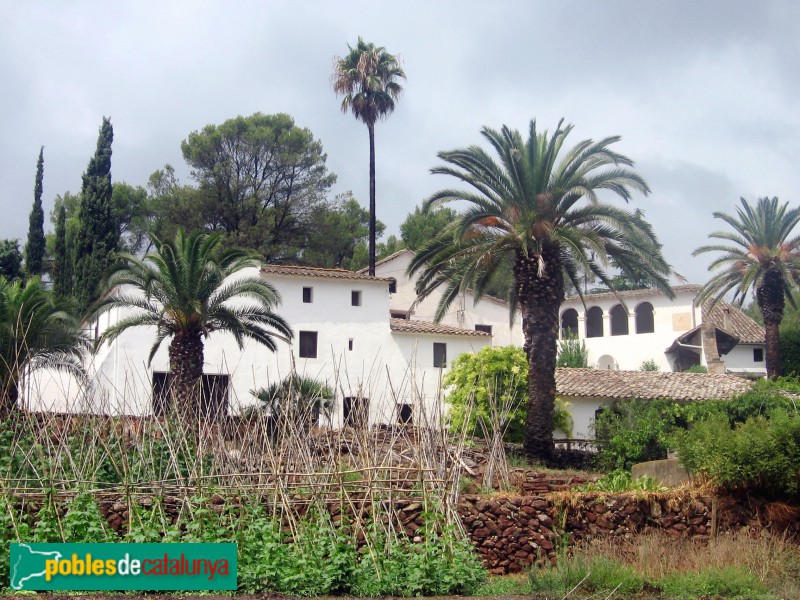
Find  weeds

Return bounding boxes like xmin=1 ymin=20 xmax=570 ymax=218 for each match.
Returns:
xmin=528 ymin=531 xmax=800 ymax=600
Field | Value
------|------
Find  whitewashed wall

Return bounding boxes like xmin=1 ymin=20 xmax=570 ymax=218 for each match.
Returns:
xmin=373 ymin=250 xmax=523 ymax=346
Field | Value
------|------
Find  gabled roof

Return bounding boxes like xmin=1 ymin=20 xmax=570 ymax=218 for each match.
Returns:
xmin=261 ymin=264 xmax=393 ymax=282
xmin=359 ymin=248 xmax=414 ymax=272
xmin=556 ymin=368 xmax=754 ymax=401
xmin=390 ymin=318 xmax=491 ymax=337
xmin=703 ymin=301 xmax=765 ymax=344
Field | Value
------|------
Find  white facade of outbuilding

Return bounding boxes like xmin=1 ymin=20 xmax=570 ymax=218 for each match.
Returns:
xmin=27 ymin=265 xmax=492 ymax=426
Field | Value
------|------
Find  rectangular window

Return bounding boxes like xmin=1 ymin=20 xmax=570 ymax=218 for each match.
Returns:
xmin=343 ymin=396 xmax=369 ymax=429
xmin=389 ymin=280 xmax=397 ymax=294
xmin=754 ymin=348 xmax=764 ymax=362
xmin=390 ymin=310 xmax=409 ymax=319
xmin=433 ymin=342 xmax=447 ymax=368
xmin=152 ymin=372 xmax=229 ymax=420
xmin=299 ymin=331 xmax=318 ymax=358
xmin=475 ymin=324 xmax=493 ymax=334
xmin=397 ymin=403 xmax=413 ymax=425
xmin=348 ymin=338 xmax=353 ymax=351
xmin=351 ymin=290 xmax=361 ymax=306
xmin=302 ymin=287 xmax=313 ymax=303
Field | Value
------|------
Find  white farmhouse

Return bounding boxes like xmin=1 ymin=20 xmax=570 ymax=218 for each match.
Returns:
xmin=27 ymin=264 xmax=491 ymax=426
xmin=375 ymin=250 xmax=766 ymax=376
xmin=369 ymin=249 xmax=523 ymax=346
xmin=559 ymin=285 xmax=766 ymax=375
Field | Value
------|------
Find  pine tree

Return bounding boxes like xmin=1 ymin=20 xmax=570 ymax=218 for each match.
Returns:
xmin=24 ymin=147 xmax=47 ymax=276
xmin=73 ymin=117 xmax=116 ymax=312
xmin=52 ymin=204 xmax=71 ymax=298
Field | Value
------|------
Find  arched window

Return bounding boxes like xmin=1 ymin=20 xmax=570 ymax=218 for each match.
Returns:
xmin=561 ymin=308 xmax=578 ymax=339
xmin=610 ymin=304 xmax=629 ymax=336
xmin=635 ymin=302 xmax=655 ymax=334
xmin=597 ymin=354 xmax=618 ymax=370
xmin=586 ymin=306 xmax=604 ymax=338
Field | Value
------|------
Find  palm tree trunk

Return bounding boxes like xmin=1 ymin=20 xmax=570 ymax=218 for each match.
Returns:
xmin=367 ymin=121 xmax=376 ymax=276
xmin=757 ymin=271 xmax=785 ymax=379
xmin=515 ymin=243 xmax=565 ymax=463
xmin=168 ymin=329 xmax=204 ymax=420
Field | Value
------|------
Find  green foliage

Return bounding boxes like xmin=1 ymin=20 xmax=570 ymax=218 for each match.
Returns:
xmin=557 ymin=333 xmax=589 ymax=368
xmin=24 ymin=147 xmax=46 ymax=276
xmin=252 ymin=374 xmax=334 ymax=432
xmin=445 ymin=345 xmax=572 ymax=441
xmin=0 ymin=240 xmax=23 ymax=281
xmin=660 ymin=566 xmax=768 ymax=599
xmin=400 ymin=205 xmax=458 ymax=250
xmin=62 ymin=492 xmax=117 ymax=543
xmin=639 ymin=359 xmax=660 ymax=371
xmin=780 ymin=327 xmax=800 ymax=377
xmin=673 ymin=408 xmax=800 ymax=496
xmin=0 ymin=277 xmax=87 ymax=409
xmin=530 ymin=555 xmax=646 ymax=597
xmin=179 ymin=112 xmax=336 ymax=263
xmin=74 ymin=117 xmax=116 ymax=312
xmin=93 ymin=229 xmax=292 ymax=415
xmin=595 ymin=379 xmax=800 ymax=488
xmin=50 ymin=197 xmax=75 ymax=298
xmin=684 ymin=364 xmax=708 ymax=373
xmin=301 ymin=192 xmax=385 ymax=269
xmin=575 ymin=470 xmax=666 ymax=493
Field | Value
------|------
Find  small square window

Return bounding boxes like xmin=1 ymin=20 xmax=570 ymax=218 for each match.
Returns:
xmin=753 ymin=348 xmax=764 ymax=362
xmin=351 ymin=290 xmax=361 ymax=306
xmin=302 ymin=287 xmax=313 ymax=303
xmin=433 ymin=342 xmax=447 ymax=368
xmin=475 ymin=324 xmax=493 ymax=334
xmin=299 ymin=331 xmax=318 ymax=358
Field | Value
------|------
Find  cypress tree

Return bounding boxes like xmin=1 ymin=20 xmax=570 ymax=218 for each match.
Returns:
xmin=52 ymin=204 xmax=71 ymax=298
xmin=24 ymin=147 xmax=47 ymax=276
xmin=73 ymin=117 xmax=116 ymax=312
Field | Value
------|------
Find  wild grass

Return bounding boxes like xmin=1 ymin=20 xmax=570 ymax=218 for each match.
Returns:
xmin=528 ymin=531 xmax=800 ymax=600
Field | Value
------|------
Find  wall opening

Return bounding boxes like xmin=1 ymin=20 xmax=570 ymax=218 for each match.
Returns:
xmin=610 ymin=304 xmax=629 ymax=336
xmin=586 ymin=306 xmax=604 ymax=338
xmin=635 ymin=302 xmax=655 ymax=334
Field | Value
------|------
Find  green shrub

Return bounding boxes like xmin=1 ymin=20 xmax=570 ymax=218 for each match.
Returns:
xmin=780 ymin=328 xmax=800 ymax=377
xmin=672 ymin=408 xmax=800 ymax=496
xmin=639 ymin=359 xmax=660 ymax=372
xmin=557 ymin=333 xmax=589 ymax=368
xmin=684 ymin=364 xmax=708 ymax=373
xmin=575 ymin=470 xmax=665 ymax=493
xmin=445 ymin=345 xmax=572 ymax=441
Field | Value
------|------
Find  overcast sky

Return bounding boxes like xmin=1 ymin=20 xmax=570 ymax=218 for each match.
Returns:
xmin=2 ymin=0 xmax=798 ymax=284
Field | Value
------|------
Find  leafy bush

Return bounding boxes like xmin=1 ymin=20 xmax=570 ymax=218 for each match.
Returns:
xmin=0 ymin=493 xmax=485 ymax=595
xmin=683 ymin=364 xmax=707 ymax=373
xmin=780 ymin=328 xmax=800 ymax=377
xmin=445 ymin=345 xmax=572 ymax=441
xmin=557 ymin=333 xmax=589 ymax=368
xmin=672 ymin=408 xmax=800 ymax=496
xmin=575 ymin=470 xmax=665 ymax=493
xmin=594 ymin=379 xmax=800 ymax=472
xmin=639 ymin=359 xmax=660 ymax=372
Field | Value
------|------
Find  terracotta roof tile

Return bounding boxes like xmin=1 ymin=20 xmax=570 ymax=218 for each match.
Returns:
xmin=555 ymin=368 xmax=754 ymax=401
xmin=703 ymin=302 xmax=765 ymax=344
xmin=390 ymin=318 xmax=491 ymax=337
xmin=261 ymin=264 xmax=393 ymax=282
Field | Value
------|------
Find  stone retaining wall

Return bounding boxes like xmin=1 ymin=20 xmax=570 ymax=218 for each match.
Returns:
xmin=75 ymin=490 xmax=754 ymax=575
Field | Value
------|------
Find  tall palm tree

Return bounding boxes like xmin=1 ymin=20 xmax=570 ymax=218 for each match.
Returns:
xmin=694 ymin=197 xmax=800 ymax=378
xmin=92 ymin=230 xmax=293 ymax=419
xmin=409 ymin=120 xmax=672 ymax=461
xmin=332 ymin=37 xmax=406 ymax=275
xmin=0 ymin=277 xmax=88 ymax=412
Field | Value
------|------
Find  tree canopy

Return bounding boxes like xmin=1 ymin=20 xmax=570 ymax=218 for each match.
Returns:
xmin=180 ymin=113 xmax=336 ymax=262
